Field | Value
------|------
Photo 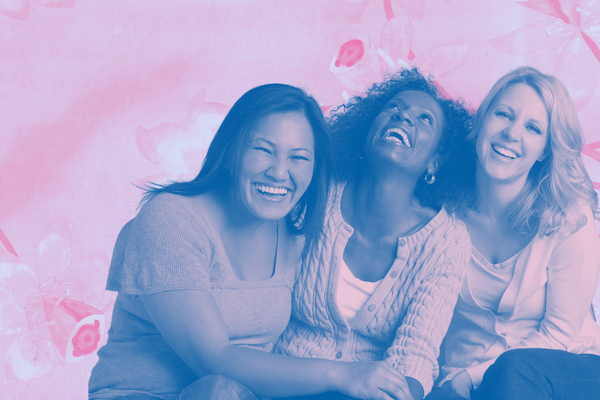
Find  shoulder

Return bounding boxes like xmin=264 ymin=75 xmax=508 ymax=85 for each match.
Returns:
xmin=429 ymin=207 xmax=471 ymax=249
xmin=554 ymin=204 xmax=599 ymax=245
xmin=137 ymin=193 xmax=209 ymax=232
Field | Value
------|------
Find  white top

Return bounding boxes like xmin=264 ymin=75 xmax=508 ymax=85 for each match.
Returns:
xmin=469 ymin=246 xmax=519 ymax=312
xmin=441 ymin=206 xmax=600 ymax=389
xmin=336 ymin=258 xmax=382 ymax=320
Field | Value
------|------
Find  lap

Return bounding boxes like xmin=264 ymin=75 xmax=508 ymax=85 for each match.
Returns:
xmin=179 ymin=375 xmax=260 ymax=400
xmin=474 ymin=349 xmax=600 ymax=400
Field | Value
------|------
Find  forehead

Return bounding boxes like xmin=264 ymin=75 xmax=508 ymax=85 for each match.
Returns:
xmin=250 ymin=112 xmax=314 ymax=144
xmin=493 ymin=84 xmax=548 ymax=118
xmin=386 ymin=90 xmax=443 ymax=114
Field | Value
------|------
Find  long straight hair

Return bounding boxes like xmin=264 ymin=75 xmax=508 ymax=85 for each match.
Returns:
xmin=468 ymin=67 xmax=598 ymax=235
xmin=141 ymin=83 xmax=335 ymax=259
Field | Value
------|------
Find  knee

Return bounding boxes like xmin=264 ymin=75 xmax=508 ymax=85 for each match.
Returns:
xmin=476 ymin=349 xmax=552 ymax=399
xmin=179 ymin=375 xmax=259 ymax=400
xmin=488 ymin=349 xmax=542 ymax=381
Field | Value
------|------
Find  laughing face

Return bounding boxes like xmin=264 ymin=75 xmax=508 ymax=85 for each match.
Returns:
xmin=235 ymin=112 xmax=315 ymax=222
xmin=476 ymin=83 xmax=549 ymax=185
xmin=364 ymin=90 xmax=445 ymax=176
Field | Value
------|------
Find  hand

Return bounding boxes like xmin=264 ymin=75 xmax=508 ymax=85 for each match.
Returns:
xmin=335 ymin=361 xmax=414 ymax=400
xmin=441 ymin=370 xmax=473 ymax=400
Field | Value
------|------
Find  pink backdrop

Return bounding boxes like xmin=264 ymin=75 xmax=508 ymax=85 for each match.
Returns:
xmin=1 ymin=0 xmax=599 ymax=398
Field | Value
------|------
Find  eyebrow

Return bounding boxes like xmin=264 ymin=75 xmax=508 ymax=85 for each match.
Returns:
xmin=250 ymin=138 xmax=314 ymax=154
xmin=495 ymin=103 xmax=548 ymax=127
xmin=393 ymin=99 xmax=440 ymax=122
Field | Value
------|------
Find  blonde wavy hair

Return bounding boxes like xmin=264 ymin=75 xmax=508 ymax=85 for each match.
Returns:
xmin=467 ymin=66 xmax=599 ymax=236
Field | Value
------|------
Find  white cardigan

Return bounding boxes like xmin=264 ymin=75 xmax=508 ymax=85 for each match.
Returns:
xmin=440 ymin=206 xmax=600 ymax=389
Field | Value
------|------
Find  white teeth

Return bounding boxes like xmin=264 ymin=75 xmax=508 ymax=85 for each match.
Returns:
xmin=384 ymin=128 xmax=411 ymax=147
xmin=255 ymin=184 xmax=290 ymax=195
xmin=492 ymin=144 xmax=518 ymax=159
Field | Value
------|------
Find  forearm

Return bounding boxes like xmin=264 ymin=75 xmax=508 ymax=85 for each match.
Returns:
xmin=203 ymin=344 xmax=344 ymax=398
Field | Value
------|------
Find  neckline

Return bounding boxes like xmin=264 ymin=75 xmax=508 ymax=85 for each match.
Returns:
xmin=471 ymin=243 xmax=522 ymax=270
xmin=196 ymin=195 xmax=283 ymax=283
xmin=333 ymin=181 xmax=448 ymax=244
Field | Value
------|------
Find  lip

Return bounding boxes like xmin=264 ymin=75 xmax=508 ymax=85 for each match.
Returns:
xmin=253 ymin=183 xmax=292 ymax=201
xmin=381 ymin=125 xmax=413 ymax=148
xmin=491 ymin=143 xmax=520 ymax=159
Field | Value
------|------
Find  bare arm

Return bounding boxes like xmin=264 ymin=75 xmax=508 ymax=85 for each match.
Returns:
xmin=142 ymin=289 xmax=415 ymax=399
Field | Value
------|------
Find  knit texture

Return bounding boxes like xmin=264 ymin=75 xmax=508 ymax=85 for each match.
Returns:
xmin=90 ymin=193 xmax=302 ymax=398
xmin=274 ymin=184 xmax=471 ymax=395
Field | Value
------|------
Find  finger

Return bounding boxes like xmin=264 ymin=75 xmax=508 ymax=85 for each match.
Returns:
xmin=380 ymin=381 xmax=413 ymax=400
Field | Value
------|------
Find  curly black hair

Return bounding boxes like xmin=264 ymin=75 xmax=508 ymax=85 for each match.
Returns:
xmin=328 ymin=68 xmax=475 ymax=211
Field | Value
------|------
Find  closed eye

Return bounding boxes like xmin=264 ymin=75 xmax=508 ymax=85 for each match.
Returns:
xmin=290 ymin=155 xmax=310 ymax=161
xmin=527 ymin=124 xmax=542 ymax=134
xmin=495 ymin=111 xmax=512 ymax=120
xmin=255 ymin=147 xmax=272 ymax=154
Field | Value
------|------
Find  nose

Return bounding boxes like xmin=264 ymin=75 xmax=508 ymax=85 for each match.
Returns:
xmin=502 ymin=123 xmax=522 ymax=141
xmin=392 ymin=109 xmax=413 ymax=126
xmin=265 ymin=156 xmax=290 ymax=181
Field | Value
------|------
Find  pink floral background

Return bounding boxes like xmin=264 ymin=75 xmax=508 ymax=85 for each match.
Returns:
xmin=1 ymin=0 xmax=599 ymax=398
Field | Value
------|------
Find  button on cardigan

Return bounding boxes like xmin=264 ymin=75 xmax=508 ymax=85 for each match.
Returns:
xmin=274 ymin=184 xmax=471 ymax=395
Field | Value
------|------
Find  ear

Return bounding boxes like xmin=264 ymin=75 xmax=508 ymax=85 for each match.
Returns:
xmin=427 ymin=158 xmax=440 ymax=175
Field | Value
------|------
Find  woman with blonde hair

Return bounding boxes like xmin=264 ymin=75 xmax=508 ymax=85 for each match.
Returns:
xmin=429 ymin=67 xmax=600 ymax=400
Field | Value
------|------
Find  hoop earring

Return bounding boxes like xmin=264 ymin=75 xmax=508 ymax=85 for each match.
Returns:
xmin=424 ymin=172 xmax=436 ymax=184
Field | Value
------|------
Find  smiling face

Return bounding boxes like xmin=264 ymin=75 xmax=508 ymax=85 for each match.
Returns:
xmin=476 ymin=83 xmax=549 ymax=185
xmin=234 ymin=112 xmax=315 ymax=222
xmin=364 ymin=90 xmax=445 ymax=176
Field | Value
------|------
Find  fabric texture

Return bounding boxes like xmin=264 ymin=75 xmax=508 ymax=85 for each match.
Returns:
xmin=473 ymin=349 xmax=600 ymax=400
xmin=274 ymin=183 xmax=472 ymax=395
xmin=336 ymin=258 xmax=382 ymax=320
xmin=440 ymin=206 xmax=600 ymax=389
xmin=89 ymin=193 xmax=302 ymax=399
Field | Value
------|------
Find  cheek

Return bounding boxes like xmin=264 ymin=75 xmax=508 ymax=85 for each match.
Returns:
xmin=292 ymin=162 xmax=315 ymax=191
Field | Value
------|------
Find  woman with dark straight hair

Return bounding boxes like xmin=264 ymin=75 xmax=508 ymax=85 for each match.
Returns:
xmin=428 ymin=67 xmax=600 ymax=400
xmin=88 ymin=83 xmax=343 ymax=399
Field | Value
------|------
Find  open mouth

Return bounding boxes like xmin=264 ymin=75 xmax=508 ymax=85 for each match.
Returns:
xmin=382 ymin=127 xmax=411 ymax=147
xmin=492 ymin=144 xmax=518 ymax=159
xmin=254 ymin=183 xmax=291 ymax=200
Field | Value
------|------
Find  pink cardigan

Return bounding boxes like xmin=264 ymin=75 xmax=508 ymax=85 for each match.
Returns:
xmin=440 ymin=206 xmax=600 ymax=389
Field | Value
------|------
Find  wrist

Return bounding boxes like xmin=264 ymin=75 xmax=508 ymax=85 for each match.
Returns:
xmin=325 ymin=362 xmax=348 ymax=393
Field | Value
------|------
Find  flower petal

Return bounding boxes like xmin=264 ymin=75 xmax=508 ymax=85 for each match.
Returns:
xmin=582 ymin=14 xmax=600 ymax=63
xmin=186 ymin=89 xmax=229 ymax=149
xmin=135 ymin=123 xmax=204 ymax=175
xmin=411 ymin=43 xmax=469 ymax=79
xmin=516 ymin=0 xmax=571 ymax=24
xmin=37 ymin=214 xmax=73 ymax=286
xmin=34 ymin=0 xmax=74 ymax=8
xmin=5 ymin=327 xmax=55 ymax=381
xmin=46 ymin=250 xmax=113 ymax=310
xmin=0 ymin=0 xmax=28 ymax=20
xmin=66 ymin=314 xmax=105 ymax=362
xmin=331 ymin=37 xmax=383 ymax=92
xmin=43 ymin=297 xmax=102 ymax=361
xmin=489 ymin=23 xmax=570 ymax=55
xmin=335 ymin=0 xmax=372 ymax=24
xmin=393 ymin=0 xmax=426 ymax=21
xmin=553 ymin=35 xmax=598 ymax=112
xmin=380 ymin=12 xmax=413 ymax=63
xmin=0 ymin=250 xmax=38 ymax=338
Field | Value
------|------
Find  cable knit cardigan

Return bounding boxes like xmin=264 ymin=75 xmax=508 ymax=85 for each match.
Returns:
xmin=274 ymin=184 xmax=471 ymax=395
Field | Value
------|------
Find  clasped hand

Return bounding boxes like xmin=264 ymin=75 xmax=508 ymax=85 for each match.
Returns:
xmin=337 ymin=361 xmax=414 ymax=400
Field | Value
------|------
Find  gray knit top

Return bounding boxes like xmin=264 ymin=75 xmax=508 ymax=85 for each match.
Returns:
xmin=89 ymin=193 xmax=302 ymax=399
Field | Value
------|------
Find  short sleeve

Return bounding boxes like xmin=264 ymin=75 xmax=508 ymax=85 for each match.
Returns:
xmin=106 ymin=194 xmax=213 ymax=295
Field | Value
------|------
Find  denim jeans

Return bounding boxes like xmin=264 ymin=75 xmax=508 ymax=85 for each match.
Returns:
xmin=426 ymin=348 xmax=600 ymax=400
xmin=179 ymin=375 xmax=260 ymax=400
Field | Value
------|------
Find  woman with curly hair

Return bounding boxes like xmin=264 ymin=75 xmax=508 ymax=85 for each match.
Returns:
xmin=273 ymin=68 xmax=474 ymax=400
xmin=429 ymin=67 xmax=600 ymax=400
